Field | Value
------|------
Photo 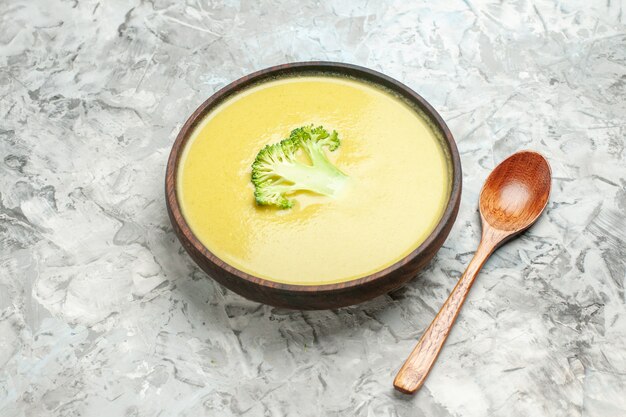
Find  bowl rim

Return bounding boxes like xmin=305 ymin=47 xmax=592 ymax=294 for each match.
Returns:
xmin=165 ymin=61 xmax=462 ymax=294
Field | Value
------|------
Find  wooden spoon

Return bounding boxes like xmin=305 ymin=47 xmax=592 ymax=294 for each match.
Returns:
xmin=393 ymin=150 xmax=551 ymax=394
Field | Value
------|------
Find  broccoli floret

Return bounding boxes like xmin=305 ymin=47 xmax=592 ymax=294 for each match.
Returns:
xmin=251 ymin=125 xmax=348 ymax=209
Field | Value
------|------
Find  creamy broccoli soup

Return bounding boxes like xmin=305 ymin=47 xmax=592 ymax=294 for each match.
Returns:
xmin=177 ymin=75 xmax=451 ymax=285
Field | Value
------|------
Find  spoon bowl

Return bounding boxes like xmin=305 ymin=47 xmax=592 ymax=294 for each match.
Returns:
xmin=480 ymin=151 xmax=551 ymax=234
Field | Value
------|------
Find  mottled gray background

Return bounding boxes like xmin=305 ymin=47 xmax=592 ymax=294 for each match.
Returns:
xmin=1 ymin=0 xmax=625 ymax=416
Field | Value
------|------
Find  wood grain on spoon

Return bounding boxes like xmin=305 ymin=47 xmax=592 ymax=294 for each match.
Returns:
xmin=393 ymin=151 xmax=551 ymax=394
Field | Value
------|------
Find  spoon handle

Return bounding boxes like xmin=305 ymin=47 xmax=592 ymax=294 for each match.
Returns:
xmin=393 ymin=236 xmax=497 ymax=394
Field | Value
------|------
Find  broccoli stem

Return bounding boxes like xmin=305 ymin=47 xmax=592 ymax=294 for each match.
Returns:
xmin=273 ymin=156 xmax=348 ymax=197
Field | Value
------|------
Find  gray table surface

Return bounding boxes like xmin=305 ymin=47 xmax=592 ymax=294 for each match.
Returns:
xmin=1 ymin=1 xmax=625 ymax=416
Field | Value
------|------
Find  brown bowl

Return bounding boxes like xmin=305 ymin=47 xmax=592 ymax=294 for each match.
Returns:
xmin=165 ymin=62 xmax=462 ymax=310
